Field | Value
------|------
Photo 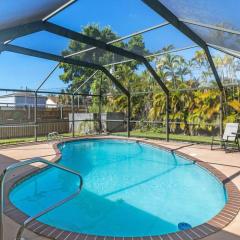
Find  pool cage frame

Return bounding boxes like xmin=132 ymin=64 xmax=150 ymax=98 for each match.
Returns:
xmin=0 ymin=0 xmax=231 ymax=142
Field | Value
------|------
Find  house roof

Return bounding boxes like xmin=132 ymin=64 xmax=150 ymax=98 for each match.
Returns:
xmin=0 ymin=92 xmax=46 ymax=98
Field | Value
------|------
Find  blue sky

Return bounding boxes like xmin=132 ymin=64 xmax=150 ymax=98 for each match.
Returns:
xmin=0 ymin=0 xmax=195 ymax=92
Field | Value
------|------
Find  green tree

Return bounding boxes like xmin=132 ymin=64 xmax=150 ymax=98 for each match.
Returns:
xmin=58 ymin=24 xmax=240 ymax=137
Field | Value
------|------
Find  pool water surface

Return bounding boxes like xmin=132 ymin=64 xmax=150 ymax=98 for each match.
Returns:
xmin=10 ymin=139 xmax=227 ymax=237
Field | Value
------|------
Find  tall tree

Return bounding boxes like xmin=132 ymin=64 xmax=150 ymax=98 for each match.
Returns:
xmin=59 ymin=24 xmax=147 ymax=95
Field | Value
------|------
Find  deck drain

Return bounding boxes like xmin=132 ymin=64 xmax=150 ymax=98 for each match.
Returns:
xmin=178 ymin=222 xmax=192 ymax=230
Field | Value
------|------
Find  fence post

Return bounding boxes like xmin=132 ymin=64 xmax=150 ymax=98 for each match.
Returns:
xmin=72 ymin=94 xmax=75 ymax=138
xmin=28 ymin=105 xmax=31 ymax=120
xmin=220 ymin=90 xmax=224 ymax=138
xmin=166 ymin=93 xmax=170 ymax=142
xmin=60 ymin=105 xmax=63 ymax=119
xmin=127 ymin=94 xmax=131 ymax=138
xmin=34 ymin=92 xmax=38 ymax=142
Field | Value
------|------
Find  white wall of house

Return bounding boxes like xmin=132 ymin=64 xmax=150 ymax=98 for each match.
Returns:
xmin=0 ymin=96 xmax=15 ymax=107
xmin=15 ymin=96 xmax=47 ymax=107
xmin=0 ymin=94 xmax=47 ymax=108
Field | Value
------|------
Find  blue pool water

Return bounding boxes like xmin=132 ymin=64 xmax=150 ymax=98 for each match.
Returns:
xmin=10 ymin=139 xmax=227 ymax=236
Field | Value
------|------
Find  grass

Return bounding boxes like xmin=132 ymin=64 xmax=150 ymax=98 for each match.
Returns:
xmin=111 ymin=129 xmax=213 ymax=144
xmin=0 ymin=133 xmax=73 ymax=146
xmin=0 ymin=136 xmax=39 ymax=145
xmin=0 ymin=130 xmax=213 ymax=146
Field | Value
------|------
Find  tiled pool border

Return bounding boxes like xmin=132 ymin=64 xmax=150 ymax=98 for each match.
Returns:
xmin=4 ymin=136 xmax=240 ymax=240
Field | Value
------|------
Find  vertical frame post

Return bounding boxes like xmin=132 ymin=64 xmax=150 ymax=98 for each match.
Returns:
xmin=220 ymin=90 xmax=224 ymax=138
xmin=166 ymin=93 xmax=170 ymax=141
xmin=34 ymin=92 xmax=38 ymax=142
xmin=72 ymin=94 xmax=75 ymax=138
xmin=127 ymin=94 xmax=131 ymax=138
xmin=98 ymin=76 xmax=102 ymax=134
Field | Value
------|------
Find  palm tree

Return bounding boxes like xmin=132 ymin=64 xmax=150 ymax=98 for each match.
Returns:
xmin=148 ymin=92 xmax=166 ymax=121
xmin=176 ymin=57 xmax=191 ymax=83
xmin=192 ymin=50 xmax=213 ymax=86
xmin=156 ymin=53 xmax=182 ymax=89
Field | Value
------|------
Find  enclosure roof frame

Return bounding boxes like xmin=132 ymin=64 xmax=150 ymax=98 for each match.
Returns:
xmin=0 ymin=43 xmax=129 ymax=97
xmin=41 ymin=21 xmax=169 ymax=95
xmin=0 ymin=19 xmax=169 ymax=95
xmin=3 ymin=0 xmax=240 ymax=93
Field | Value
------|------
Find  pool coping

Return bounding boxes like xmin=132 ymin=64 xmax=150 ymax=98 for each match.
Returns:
xmin=4 ymin=136 xmax=240 ymax=240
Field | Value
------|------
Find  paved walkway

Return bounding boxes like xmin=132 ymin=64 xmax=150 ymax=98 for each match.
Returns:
xmin=0 ymin=137 xmax=239 ymax=240
xmin=0 ymin=142 xmax=56 ymax=240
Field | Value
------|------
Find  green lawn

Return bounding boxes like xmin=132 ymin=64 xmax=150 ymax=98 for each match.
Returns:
xmin=0 ymin=130 xmax=213 ymax=146
xmin=0 ymin=133 xmax=72 ymax=146
xmin=0 ymin=136 xmax=39 ymax=145
xmin=112 ymin=130 xmax=213 ymax=144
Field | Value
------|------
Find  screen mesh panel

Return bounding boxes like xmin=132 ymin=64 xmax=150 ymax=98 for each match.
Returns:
xmin=67 ymin=45 xmax=131 ymax=66
xmin=186 ymin=24 xmax=240 ymax=53
xmin=159 ymin=0 xmax=240 ymax=32
xmin=49 ymin=0 xmax=165 ymax=40
xmin=209 ymin=48 xmax=240 ymax=86
xmin=11 ymin=31 xmax=71 ymax=56
xmin=152 ymin=47 xmax=215 ymax=90
xmin=2 ymin=0 xmax=237 ymax=92
xmin=0 ymin=0 xmax=72 ymax=30
xmin=111 ymin=24 xmax=194 ymax=56
xmin=0 ymin=51 xmax=63 ymax=91
xmin=36 ymin=65 xmax=70 ymax=93
xmin=10 ymin=31 xmax=134 ymax=66
xmin=68 ymin=46 xmax=145 ymax=67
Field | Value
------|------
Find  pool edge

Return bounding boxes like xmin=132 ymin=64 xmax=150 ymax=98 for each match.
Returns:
xmin=4 ymin=136 xmax=240 ymax=240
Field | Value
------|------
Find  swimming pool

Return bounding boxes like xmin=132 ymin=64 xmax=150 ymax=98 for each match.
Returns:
xmin=10 ymin=139 xmax=227 ymax=237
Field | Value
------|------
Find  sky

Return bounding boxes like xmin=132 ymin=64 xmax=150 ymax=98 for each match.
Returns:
xmin=0 ymin=0 xmax=204 ymax=92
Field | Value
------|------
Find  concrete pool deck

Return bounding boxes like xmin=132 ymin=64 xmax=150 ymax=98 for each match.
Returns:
xmin=0 ymin=136 xmax=240 ymax=240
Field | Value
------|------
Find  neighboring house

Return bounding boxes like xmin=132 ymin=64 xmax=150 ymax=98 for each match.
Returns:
xmin=0 ymin=92 xmax=47 ymax=108
xmin=46 ymin=96 xmax=59 ymax=108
